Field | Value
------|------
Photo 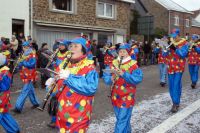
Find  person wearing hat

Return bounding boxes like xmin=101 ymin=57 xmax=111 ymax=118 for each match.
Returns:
xmin=153 ymin=37 xmax=168 ymax=87
xmin=12 ymin=41 xmax=40 ymax=113
xmin=103 ymin=43 xmax=143 ymax=133
xmin=0 ymin=53 xmax=20 ymax=133
xmin=187 ymin=34 xmax=200 ymax=89
xmin=130 ymin=40 xmax=139 ymax=61
xmin=103 ymin=41 xmax=117 ymax=67
xmin=162 ymin=28 xmax=189 ymax=113
xmin=53 ymin=39 xmax=70 ymax=69
xmin=46 ymin=37 xmax=99 ymax=132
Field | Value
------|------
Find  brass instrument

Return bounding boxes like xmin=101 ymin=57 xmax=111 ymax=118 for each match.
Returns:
xmin=12 ymin=52 xmax=24 ymax=74
xmin=45 ymin=48 xmax=59 ymax=68
xmin=37 ymin=51 xmax=73 ymax=111
xmin=188 ymin=42 xmax=197 ymax=52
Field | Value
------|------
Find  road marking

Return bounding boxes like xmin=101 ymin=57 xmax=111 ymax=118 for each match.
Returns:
xmin=147 ymin=98 xmax=200 ymax=133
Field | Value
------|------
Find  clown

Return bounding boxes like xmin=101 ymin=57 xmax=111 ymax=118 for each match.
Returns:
xmin=187 ymin=34 xmax=200 ymax=89
xmin=130 ymin=40 xmax=139 ymax=61
xmin=162 ymin=28 xmax=189 ymax=113
xmin=153 ymin=37 xmax=167 ymax=87
xmin=103 ymin=41 xmax=117 ymax=67
xmin=0 ymin=53 xmax=20 ymax=133
xmin=47 ymin=37 xmax=99 ymax=132
xmin=13 ymin=41 xmax=40 ymax=113
xmin=53 ymin=39 xmax=71 ymax=69
xmin=103 ymin=43 xmax=143 ymax=133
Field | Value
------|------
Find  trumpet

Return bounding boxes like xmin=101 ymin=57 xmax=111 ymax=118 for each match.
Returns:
xmin=45 ymin=48 xmax=59 ymax=68
xmin=37 ymin=51 xmax=73 ymax=111
xmin=12 ymin=52 xmax=24 ymax=74
xmin=188 ymin=42 xmax=197 ymax=52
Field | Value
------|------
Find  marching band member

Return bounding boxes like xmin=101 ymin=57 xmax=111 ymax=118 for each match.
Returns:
xmin=188 ymin=35 xmax=200 ymax=89
xmin=0 ymin=53 xmax=20 ymax=133
xmin=47 ymin=39 xmax=70 ymax=128
xmin=162 ymin=28 xmax=189 ymax=113
xmin=103 ymin=41 xmax=117 ymax=67
xmin=130 ymin=40 xmax=139 ymax=61
xmin=13 ymin=41 xmax=40 ymax=113
xmin=51 ymin=37 xmax=98 ymax=132
xmin=153 ymin=38 xmax=167 ymax=87
xmin=103 ymin=43 xmax=143 ymax=133
xmin=53 ymin=39 xmax=70 ymax=69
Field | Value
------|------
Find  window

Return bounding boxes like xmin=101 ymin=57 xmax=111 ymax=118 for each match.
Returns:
xmin=51 ymin=0 xmax=73 ymax=12
xmin=97 ymin=2 xmax=114 ymax=18
xmin=174 ymin=15 xmax=179 ymax=26
xmin=185 ymin=19 xmax=190 ymax=27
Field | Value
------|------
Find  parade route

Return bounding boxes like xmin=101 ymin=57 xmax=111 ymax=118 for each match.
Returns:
xmin=1 ymin=65 xmax=200 ymax=133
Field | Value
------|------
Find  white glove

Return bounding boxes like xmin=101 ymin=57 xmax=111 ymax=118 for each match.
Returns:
xmin=45 ymin=78 xmax=55 ymax=87
xmin=59 ymin=69 xmax=70 ymax=79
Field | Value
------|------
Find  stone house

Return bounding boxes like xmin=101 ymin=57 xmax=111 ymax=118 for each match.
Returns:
xmin=139 ymin=0 xmax=193 ymax=37
xmin=32 ymin=0 xmax=135 ymax=48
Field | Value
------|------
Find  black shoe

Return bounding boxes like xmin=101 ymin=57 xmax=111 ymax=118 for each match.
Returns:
xmin=47 ymin=122 xmax=56 ymax=128
xmin=17 ymin=130 xmax=20 ymax=133
xmin=12 ymin=109 xmax=21 ymax=114
xmin=31 ymin=104 xmax=40 ymax=109
xmin=191 ymin=83 xmax=196 ymax=89
xmin=171 ymin=104 xmax=179 ymax=113
xmin=160 ymin=82 xmax=166 ymax=87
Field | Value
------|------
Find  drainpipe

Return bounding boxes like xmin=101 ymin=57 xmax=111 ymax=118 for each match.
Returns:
xmin=30 ymin=0 xmax=33 ymax=37
xmin=168 ymin=10 xmax=171 ymax=34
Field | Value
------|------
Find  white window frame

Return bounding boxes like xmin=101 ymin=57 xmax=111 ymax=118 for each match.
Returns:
xmin=49 ymin=0 xmax=75 ymax=14
xmin=174 ymin=15 xmax=179 ymax=26
xmin=185 ymin=19 xmax=190 ymax=27
xmin=97 ymin=2 xmax=115 ymax=19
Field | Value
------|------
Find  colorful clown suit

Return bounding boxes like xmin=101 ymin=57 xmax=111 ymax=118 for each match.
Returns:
xmin=14 ymin=42 xmax=40 ymax=112
xmin=153 ymin=47 xmax=167 ymax=86
xmin=104 ymin=46 xmax=117 ymax=66
xmin=130 ymin=45 xmax=139 ymax=61
xmin=162 ymin=38 xmax=189 ymax=107
xmin=187 ymin=36 xmax=200 ymax=89
xmin=0 ymin=64 xmax=20 ymax=133
xmin=55 ymin=57 xmax=98 ymax=133
xmin=54 ymin=51 xmax=70 ymax=69
xmin=103 ymin=58 xmax=143 ymax=133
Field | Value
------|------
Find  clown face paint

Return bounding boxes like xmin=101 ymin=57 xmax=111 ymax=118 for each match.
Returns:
xmin=118 ymin=49 xmax=129 ymax=59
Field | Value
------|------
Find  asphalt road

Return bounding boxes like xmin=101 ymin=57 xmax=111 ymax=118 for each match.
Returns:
xmin=0 ymin=64 xmax=192 ymax=133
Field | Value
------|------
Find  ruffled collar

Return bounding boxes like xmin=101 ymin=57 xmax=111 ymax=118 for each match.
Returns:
xmin=117 ymin=56 xmax=132 ymax=64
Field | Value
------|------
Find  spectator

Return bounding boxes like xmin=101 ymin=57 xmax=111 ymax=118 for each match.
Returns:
xmin=31 ymin=40 xmax=38 ymax=52
xmin=96 ymin=43 xmax=105 ymax=78
xmin=37 ymin=43 xmax=51 ymax=88
xmin=16 ymin=32 xmax=25 ymax=56
xmin=91 ymin=39 xmax=97 ymax=65
xmin=143 ymin=41 xmax=151 ymax=65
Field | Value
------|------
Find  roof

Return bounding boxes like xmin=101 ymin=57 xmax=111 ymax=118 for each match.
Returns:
xmin=192 ymin=19 xmax=200 ymax=27
xmin=120 ymin=0 xmax=135 ymax=4
xmin=192 ymin=14 xmax=200 ymax=27
xmin=155 ymin=0 xmax=193 ymax=14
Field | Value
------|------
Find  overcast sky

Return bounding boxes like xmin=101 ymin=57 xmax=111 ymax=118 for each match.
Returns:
xmin=172 ymin=0 xmax=200 ymax=11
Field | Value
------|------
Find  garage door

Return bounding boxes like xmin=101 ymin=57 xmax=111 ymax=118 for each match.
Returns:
xmin=36 ymin=29 xmax=81 ymax=50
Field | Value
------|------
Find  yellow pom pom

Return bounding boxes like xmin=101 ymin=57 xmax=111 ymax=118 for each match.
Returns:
xmin=60 ymin=99 xmax=65 ymax=106
xmin=60 ymin=128 xmax=65 ymax=133
xmin=80 ymin=100 xmax=86 ymax=107
xmin=127 ymin=96 xmax=132 ymax=101
xmin=68 ymin=117 xmax=74 ymax=124
xmin=79 ymin=129 xmax=84 ymax=133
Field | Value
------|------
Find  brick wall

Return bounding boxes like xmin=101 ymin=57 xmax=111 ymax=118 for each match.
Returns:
xmin=140 ymin=0 xmax=169 ymax=32
xmin=169 ymin=11 xmax=192 ymax=36
xmin=33 ymin=0 xmax=131 ymax=33
xmin=190 ymin=26 xmax=200 ymax=35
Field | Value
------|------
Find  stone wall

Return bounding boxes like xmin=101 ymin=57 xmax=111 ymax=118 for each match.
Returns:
xmin=33 ymin=0 xmax=131 ymax=32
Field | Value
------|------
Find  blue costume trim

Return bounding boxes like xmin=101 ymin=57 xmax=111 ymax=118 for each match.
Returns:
xmin=122 ymin=69 xmax=143 ymax=85
xmin=64 ymin=70 xmax=99 ymax=96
